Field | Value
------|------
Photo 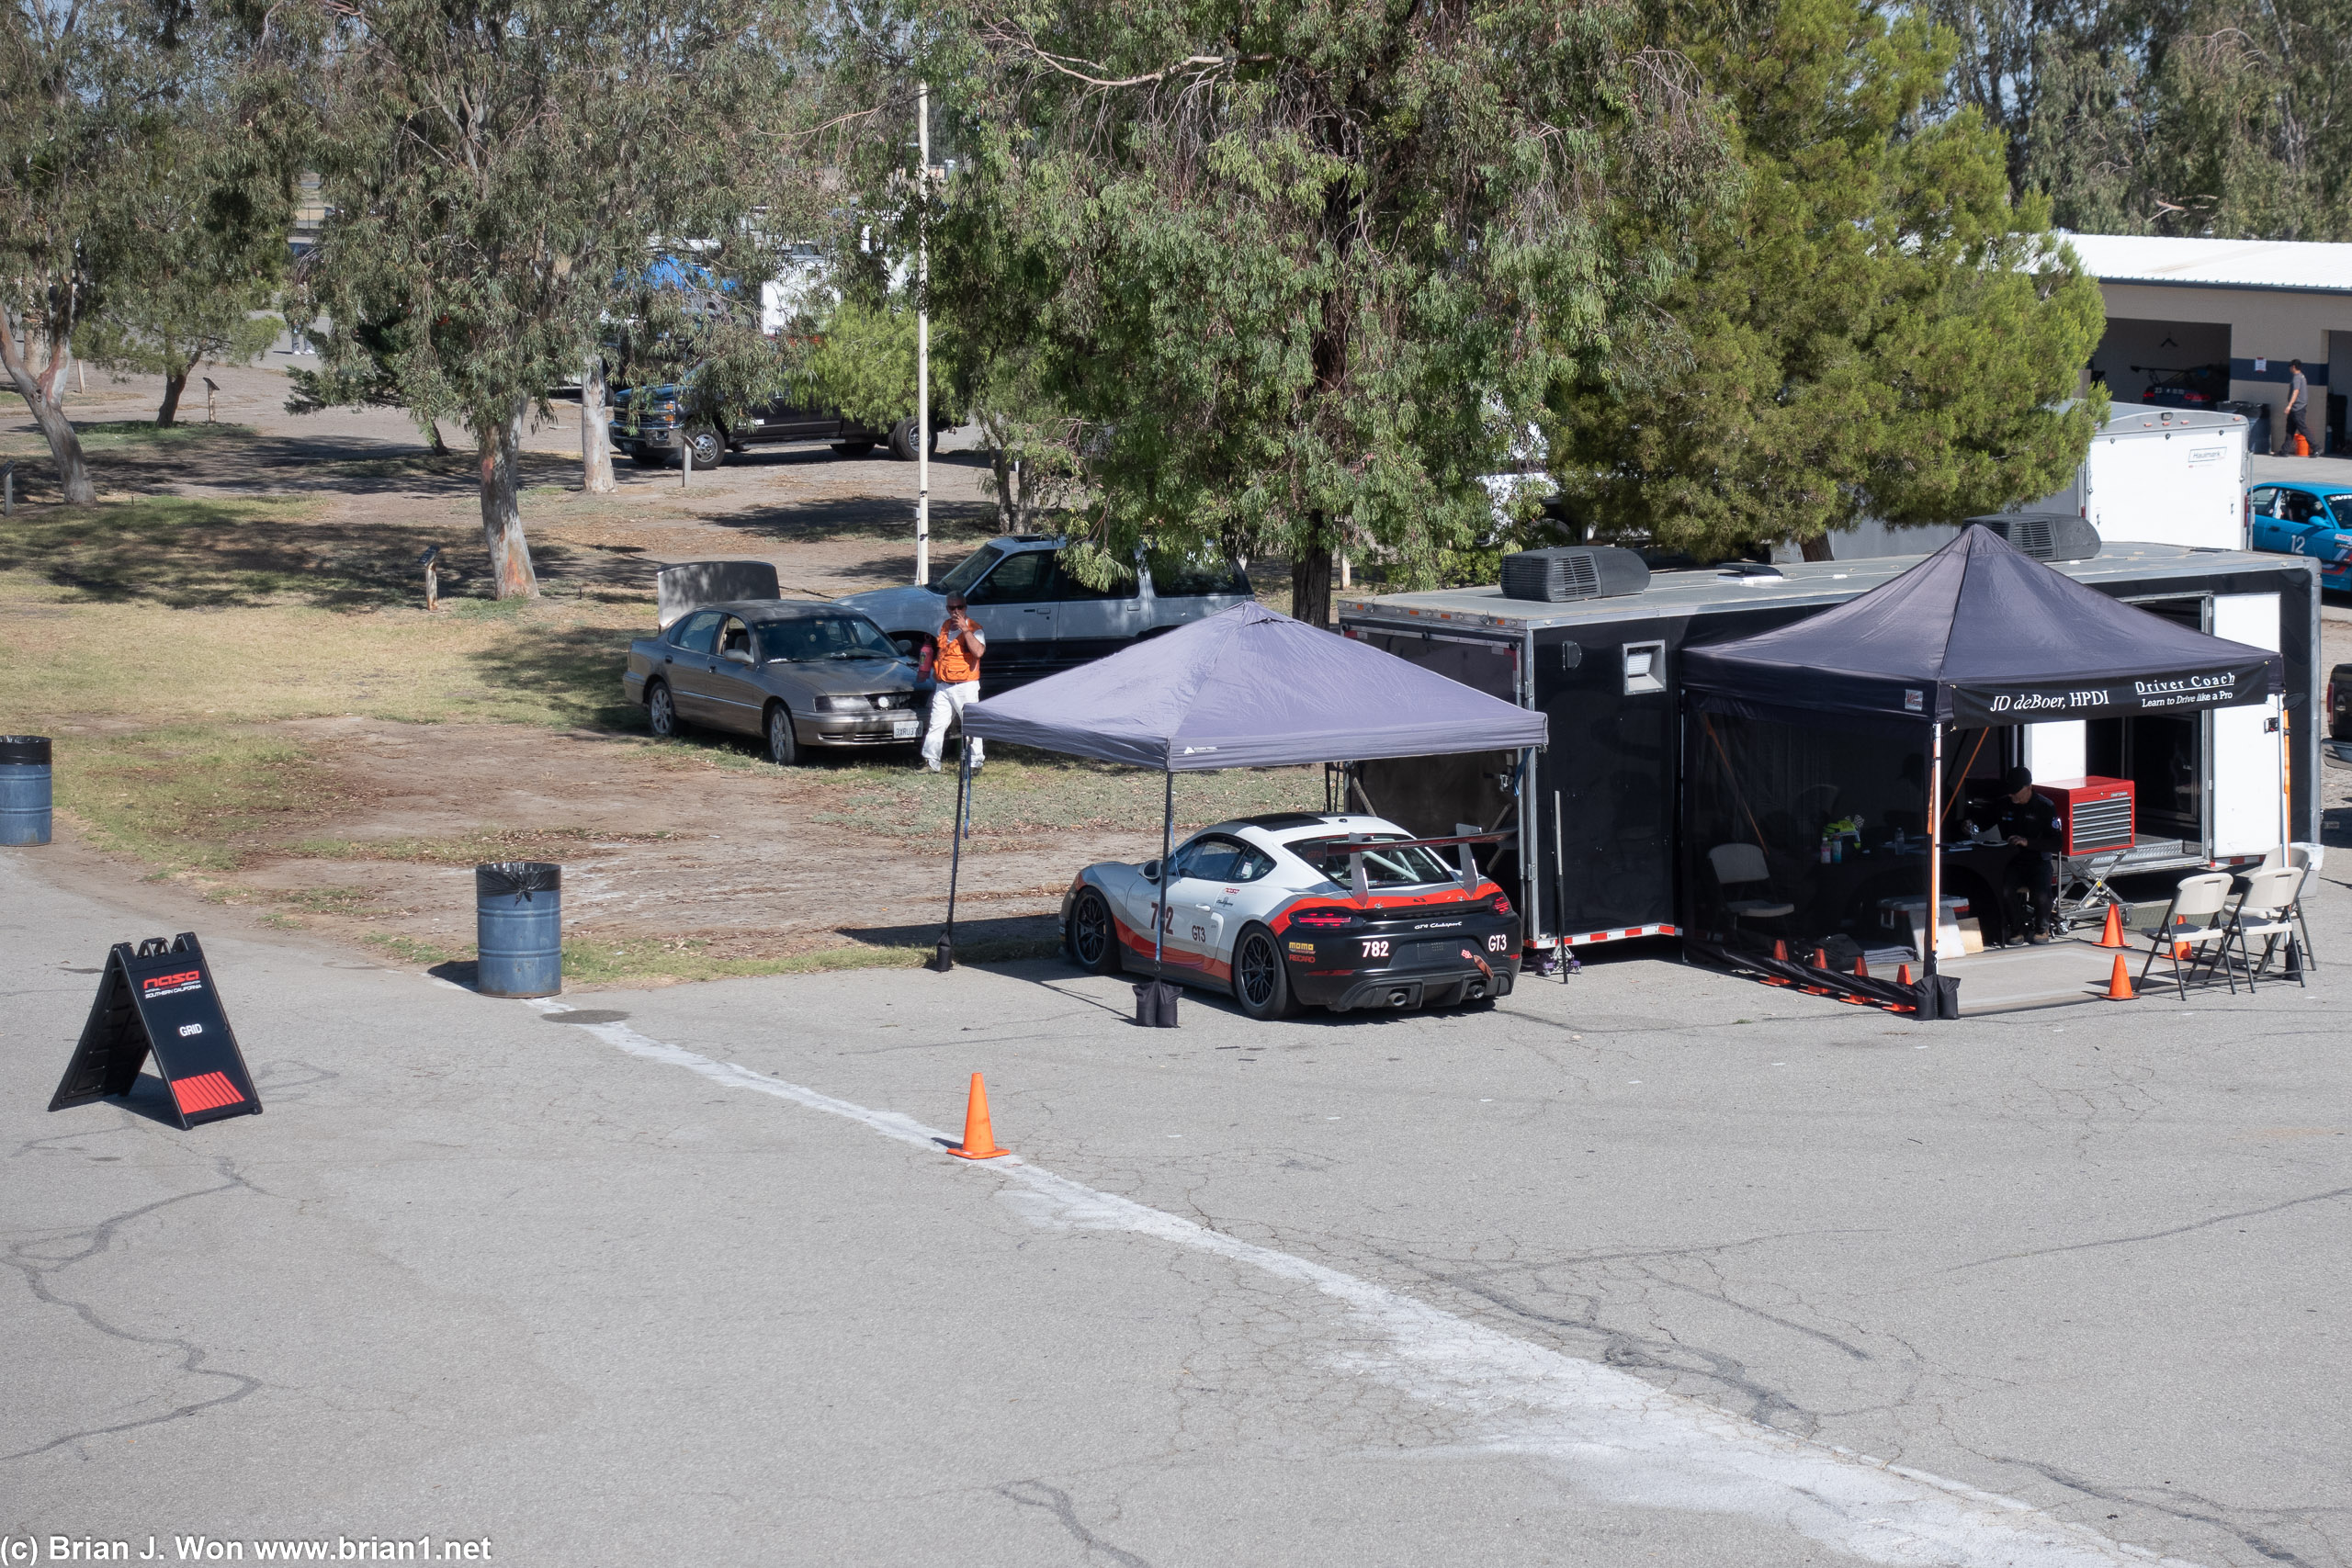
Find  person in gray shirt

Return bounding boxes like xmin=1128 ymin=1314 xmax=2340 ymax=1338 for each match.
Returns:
xmin=2283 ymin=358 xmax=2311 ymax=455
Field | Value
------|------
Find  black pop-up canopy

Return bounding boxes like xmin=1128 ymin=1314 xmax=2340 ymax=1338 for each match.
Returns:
xmin=1680 ymin=525 xmax=2285 ymax=1006
xmin=1682 ymin=525 xmax=2282 ymax=732
xmin=933 ymin=603 xmax=1548 ymax=1008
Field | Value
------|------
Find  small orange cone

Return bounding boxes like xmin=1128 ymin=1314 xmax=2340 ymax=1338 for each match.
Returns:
xmin=2103 ymin=953 xmax=2136 ymax=1001
xmin=946 ymin=1072 xmax=1011 ymax=1159
xmin=2098 ymin=903 xmax=2125 ymax=949
xmin=1772 ymin=939 xmax=1789 ymax=962
xmin=1853 ymin=953 xmax=1871 ymax=980
xmin=1813 ymin=947 xmax=1831 ymax=968
xmin=1897 ymin=963 xmax=1914 ymax=987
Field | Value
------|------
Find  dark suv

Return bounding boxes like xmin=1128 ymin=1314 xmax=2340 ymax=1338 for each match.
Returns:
xmin=836 ymin=537 xmax=1254 ymax=693
xmin=609 ymin=387 xmax=944 ymax=468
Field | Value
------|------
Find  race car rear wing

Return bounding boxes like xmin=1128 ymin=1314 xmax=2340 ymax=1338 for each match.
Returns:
xmin=1335 ymin=830 xmax=1518 ymax=902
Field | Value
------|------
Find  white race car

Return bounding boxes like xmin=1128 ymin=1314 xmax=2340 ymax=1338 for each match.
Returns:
xmin=1058 ymin=812 xmax=1521 ymax=1019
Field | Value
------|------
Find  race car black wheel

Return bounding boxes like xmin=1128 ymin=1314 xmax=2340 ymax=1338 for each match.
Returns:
xmin=647 ymin=680 xmax=683 ymax=739
xmin=1232 ymin=924 xmax=1296 ymax=1021
xmin=1067 ymin=888 xmax=1122 ymax=975
xmin=763 ymin=702 xmax=798 ymax=766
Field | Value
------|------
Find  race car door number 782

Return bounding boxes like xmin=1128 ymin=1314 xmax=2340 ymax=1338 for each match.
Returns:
xmin=1361 ymin=940 xmax=1389 ymax=958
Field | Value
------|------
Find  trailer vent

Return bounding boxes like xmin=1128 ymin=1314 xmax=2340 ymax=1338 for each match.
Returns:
xmin=1965 ymin=513 xmax=2101 ymax=563
xmin=1498 ymin=547 xmax=1650 ymax=603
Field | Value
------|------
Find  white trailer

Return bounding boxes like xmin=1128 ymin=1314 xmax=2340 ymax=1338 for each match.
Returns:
xmin=2037 ymin=400 xmax=2251 ymax=550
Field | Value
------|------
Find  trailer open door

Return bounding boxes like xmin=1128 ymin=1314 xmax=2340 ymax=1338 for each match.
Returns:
xmin=2211 ymin=592 xmax=2286 ymax=857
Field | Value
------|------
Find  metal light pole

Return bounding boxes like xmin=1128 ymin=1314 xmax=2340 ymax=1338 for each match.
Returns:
xmin=914 ymin=79 xmax=932 ymax=587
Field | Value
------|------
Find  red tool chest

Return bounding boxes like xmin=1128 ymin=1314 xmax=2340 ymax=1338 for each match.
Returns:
xmin=2032 ymin=776 xmax=2135 ymax=855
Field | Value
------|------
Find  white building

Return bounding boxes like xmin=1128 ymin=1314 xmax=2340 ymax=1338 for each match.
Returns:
xmin=2065 ymin=232 xmax=2352 ymax=454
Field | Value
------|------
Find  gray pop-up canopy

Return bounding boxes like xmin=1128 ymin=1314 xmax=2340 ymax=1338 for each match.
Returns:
xmin=934 ymin=603 xmax=1548 ymax=1001
xmin=962 ymin=602 xmax=1548 ymax=765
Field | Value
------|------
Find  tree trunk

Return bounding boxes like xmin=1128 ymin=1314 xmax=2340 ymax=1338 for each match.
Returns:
xmin=581 ymin=355 xmax=616 ymax=494
xmin=156 ymin=367 xmax=188 ymax=427
xmin=0 ymin=310 xmax=96 ymax=505
xmin=1290 ymin=519 xmax=1335 ymax=627
xmin=478 ymin=401 xmax=540 ymax=598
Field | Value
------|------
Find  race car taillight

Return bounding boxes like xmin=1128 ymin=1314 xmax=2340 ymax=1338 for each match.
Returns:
xmin=1290 ymin=908 xmax=1360 ymax=928
xmin=1491 ymin=894 xmax=1511 ymax=916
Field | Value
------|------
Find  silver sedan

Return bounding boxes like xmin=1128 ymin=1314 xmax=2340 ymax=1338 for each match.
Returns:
xmin=624 ymin=600 xmax=926 ymax=764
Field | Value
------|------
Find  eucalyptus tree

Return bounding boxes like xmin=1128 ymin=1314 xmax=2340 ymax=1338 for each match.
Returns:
xmin=926 ymin=0 xmax=1736 ymax=623
xmin=2 ymin=0 xmax=281 ymax=498
xmin=289 ymin=0 xmax=823 ymax=595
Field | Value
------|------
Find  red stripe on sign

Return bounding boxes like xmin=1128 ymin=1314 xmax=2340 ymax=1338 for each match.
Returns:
xmin=170 ymin=1072 xmax=243 ymax=1114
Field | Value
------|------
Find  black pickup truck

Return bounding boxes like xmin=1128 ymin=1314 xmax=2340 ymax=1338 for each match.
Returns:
xmin=609 ymin=386 xmax=944 ymax=469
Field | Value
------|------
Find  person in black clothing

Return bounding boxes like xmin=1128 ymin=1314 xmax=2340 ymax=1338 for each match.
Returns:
xmin=1969 ymin=765 xmax=2066 ymax=943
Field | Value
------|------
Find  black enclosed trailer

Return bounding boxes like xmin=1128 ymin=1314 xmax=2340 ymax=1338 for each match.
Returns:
xmin=1336 ymin=542 xmax=2322 ymax=959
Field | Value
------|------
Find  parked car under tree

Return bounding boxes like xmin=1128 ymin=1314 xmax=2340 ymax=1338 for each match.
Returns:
xmin=609 ymin=386 xmax=945 ymax=469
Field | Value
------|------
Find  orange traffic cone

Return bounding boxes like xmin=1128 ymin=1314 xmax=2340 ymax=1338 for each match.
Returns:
xmin=2098 ymin=903 xmax=2125 ymax=949
xmin=1813 ymin=947 xmax=1831 ymax=967
xmin=1772 ymin=939 xmax=1789 ymax=962
xmin=2103 ymin=953 xmax=2136 ymax=1001
xmin=1897 ymin=963 xmax=1914 ymax=987
xmin=1853 ymin=953 xmax=1871 ymax=980
xmin=946 ymin=1072 xmax=1011 ymax=1160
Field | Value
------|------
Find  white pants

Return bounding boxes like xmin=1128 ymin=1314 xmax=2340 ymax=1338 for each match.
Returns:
xmin=922 ymin=681 xmax=982 ymax=768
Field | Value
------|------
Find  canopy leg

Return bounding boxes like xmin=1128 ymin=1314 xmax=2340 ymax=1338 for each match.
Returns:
xmin=1924 ymin=723 xmax=1943 ymax=1010
xmin=1132 ymin=767 xmax=1180 ymax=1028
xmin=936 ymin=739 xmax=970 ymax=973
xmin=1154 ymin=767 xmax=1172 ymax=978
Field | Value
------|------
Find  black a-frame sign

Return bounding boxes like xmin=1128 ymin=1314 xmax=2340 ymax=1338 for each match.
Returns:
xmin=48 ymin=933 xmax=262 ymax=1130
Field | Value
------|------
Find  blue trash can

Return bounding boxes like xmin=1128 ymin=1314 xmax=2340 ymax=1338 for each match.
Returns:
xmin=1 ymin=736 xmax=51 ymax=846
xmin=475 ymin=861 xmax=561 ymax=998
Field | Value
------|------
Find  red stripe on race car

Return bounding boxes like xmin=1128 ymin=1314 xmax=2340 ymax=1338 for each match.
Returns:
xmin=1268 ymin=883 xmax=1505 ymax=934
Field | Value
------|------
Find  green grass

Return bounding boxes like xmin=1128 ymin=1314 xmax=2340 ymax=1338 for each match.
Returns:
xmin=53 ymin=726 xmax=339 ymax=873
xmin=73 ymin=420 xmax=260 ymax=451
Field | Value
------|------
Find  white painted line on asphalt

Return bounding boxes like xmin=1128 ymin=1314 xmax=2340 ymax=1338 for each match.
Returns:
xmin=538 ymin=1001 xmax=2200 ymax=1568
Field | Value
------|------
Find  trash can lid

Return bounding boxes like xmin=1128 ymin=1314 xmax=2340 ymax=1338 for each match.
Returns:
xmin=476 ymin=861 xmax=560 ymax=896
xmin=0 ymin=736 xmax=51 ymax=765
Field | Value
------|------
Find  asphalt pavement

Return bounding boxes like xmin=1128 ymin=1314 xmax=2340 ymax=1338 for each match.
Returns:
xmin=5 ymin=846 xmax=2347 ymax=1567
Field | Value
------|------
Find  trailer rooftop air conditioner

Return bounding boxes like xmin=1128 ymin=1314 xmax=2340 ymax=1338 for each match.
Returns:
xmin=1498 ymin=546 xmax=1650 ymax=604
xmin=1965 ymin=513 xmax=2101 ymax=562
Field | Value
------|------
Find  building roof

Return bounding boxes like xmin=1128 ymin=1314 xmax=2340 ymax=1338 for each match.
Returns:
xmin=2063 ymin=232 xmax=2352 ymax=294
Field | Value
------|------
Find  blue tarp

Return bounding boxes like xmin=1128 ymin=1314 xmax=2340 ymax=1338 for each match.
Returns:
xmin=961 ymin=603 xmax=1549 ymax=771
xmin=1682 ymin=525 xmax=2285 ymax=732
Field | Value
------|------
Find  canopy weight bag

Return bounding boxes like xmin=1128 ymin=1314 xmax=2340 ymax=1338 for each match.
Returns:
xmin=49 ymin=933 xmax=262 ymax=1129
xmin=1134 ymin=979 xmax=1181 ymax=1028
xmin=476 ymin=862 xmax=562 ymax=998
xmin=1 ymin=735 xmax=51 ymax=846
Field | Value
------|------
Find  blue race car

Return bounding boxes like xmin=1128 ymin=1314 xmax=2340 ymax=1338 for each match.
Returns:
xmin=2245 ymin=480 xmax=2352 ymax=590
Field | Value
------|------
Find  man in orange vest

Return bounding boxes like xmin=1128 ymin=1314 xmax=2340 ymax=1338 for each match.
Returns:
xmin=921 ymin=592 xmax=987 ymax=773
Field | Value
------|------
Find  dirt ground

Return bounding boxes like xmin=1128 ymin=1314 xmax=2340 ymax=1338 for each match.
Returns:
xmin=4 ymin=359 xmax=1313 ymax=986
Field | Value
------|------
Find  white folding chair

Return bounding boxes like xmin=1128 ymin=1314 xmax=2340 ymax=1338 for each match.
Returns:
xmin=2136 ymin=872 xmax=2240 ymax=999
xmin=1708 ymin=843 xmax=1794 ymax=939
xmin=2226 ymin=865 xmax=2306 ymax=991
xmin=2288 ymin=843 xmax=2324 ymax=970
